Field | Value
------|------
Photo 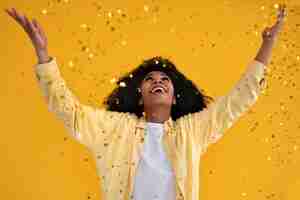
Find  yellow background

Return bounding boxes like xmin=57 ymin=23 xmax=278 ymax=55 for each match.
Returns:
xmin=1 ymin=0 xmax=300 ymax=199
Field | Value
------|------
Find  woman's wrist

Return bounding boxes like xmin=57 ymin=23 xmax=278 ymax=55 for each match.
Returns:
xmin=36 ymin=48 xmax=50 ymax=64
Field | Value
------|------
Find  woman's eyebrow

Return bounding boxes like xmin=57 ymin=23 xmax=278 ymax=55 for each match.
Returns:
xmin=145 ymin=72 xmax=168 ymax=77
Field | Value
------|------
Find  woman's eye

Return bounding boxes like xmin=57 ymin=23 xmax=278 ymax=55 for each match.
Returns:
xmin=162 ymin=77 xmax=169 ymax=81
xmin=145 ymin=77 xmax=153 ymax=81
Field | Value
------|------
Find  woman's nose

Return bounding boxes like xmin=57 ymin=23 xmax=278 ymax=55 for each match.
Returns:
xmin=153 ymin=78 xmax=163 ymax=84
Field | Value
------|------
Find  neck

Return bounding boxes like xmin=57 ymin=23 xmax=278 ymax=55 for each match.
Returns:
xmin=143 ymin=105 xmax=171 ymax=123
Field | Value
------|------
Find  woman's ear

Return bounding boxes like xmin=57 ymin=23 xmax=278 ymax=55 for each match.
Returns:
xmin=172 ymin=96 xmax=176 ymax=105
xmin=137 ymin=87 xmax=141 ymax=93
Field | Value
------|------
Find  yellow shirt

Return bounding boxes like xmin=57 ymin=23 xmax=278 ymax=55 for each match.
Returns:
xmin=34 ymin=57 xmax=267 ymax=200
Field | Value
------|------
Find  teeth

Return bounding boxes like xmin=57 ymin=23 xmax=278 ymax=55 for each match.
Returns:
xmin=152 ymin=87 xmax=164 ymax=93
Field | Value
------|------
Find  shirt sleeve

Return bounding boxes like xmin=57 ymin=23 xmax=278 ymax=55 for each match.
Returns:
xmin=34 ymin=56 xmax=123 ymax=150
xmin=181 ymin=60 xmax=268 ymax=154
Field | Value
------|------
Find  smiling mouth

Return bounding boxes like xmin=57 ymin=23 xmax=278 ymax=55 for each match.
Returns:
xmin=150 ymin=87 xmax=165 ymax=94
xmin=150 ymin=85 xmax=166 ymax=94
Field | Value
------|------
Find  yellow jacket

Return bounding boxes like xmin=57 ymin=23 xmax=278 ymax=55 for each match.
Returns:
xmin=34 ymin=57 xmax=267 ymax=200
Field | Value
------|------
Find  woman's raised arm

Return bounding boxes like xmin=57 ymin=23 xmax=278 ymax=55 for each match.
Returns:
xmin=5 ymin=8 xmax=100 ymax=149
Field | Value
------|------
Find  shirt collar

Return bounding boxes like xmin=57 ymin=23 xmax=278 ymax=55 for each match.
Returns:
xmin=136 ymin=115 xmax=173 ymax=130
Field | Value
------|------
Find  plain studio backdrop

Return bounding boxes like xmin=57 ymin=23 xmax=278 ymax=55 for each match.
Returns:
xmin=1 ymin=0 xmax=300 ymax=199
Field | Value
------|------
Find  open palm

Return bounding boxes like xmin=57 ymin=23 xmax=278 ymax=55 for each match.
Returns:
xmin=5 ymin=8 xmax=48 ymax=51
xmin=262 ymin=4 xmax=287 ymax=41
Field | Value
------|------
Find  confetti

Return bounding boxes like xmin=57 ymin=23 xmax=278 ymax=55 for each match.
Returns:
xmin=80 ymin=24 xmax=88 ymax=29
xmin=117 ymin=9 xmax=122 ymax=14
xmin=144 ymin=5 xmax=149 ymax=12
xmin=294 ymin=145 xmax=298 ymax=151
xmin=88 ymin=53 xmax=94 ymax=59
xmin=273 ymin=4 xmax=279 ymax=9
xmin=68 ymin=60 xmax=74 ymax=67
xmin=41 ymin=9 xmax=48 ymax=15
xmin=121 ymin=40 xmax=127 ymax=46
xmin=110 ymin=77 xmax=117 ymax=83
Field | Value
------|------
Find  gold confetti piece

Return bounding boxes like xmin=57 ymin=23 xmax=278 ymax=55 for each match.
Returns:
xmin=273 ymin=4 xmax=279 ymax=9
xmin=265 ymin=138 xmax=269 ymax=143
xmin=129 ymin=74 xmax=133 ymax=78
xmin=294 ymin=145 xmax=298 ymax=151
xmin=68 ymin=60 xmax=74 ymax=67
xmin=267 ymin=156 xmax=271 ymax=161
xmin=241 ymin=192 xmax=247 ymax=196
xmin=41 ymin=9 xmax=48 ymax=15
xmin=260 ymin=6 xmax=265 ymax=10
xmin=153 ymin=16 xmax=158 ymax=23
xmin=117 ymin=9 xmax=122 ymax=14
xmin=88 ymin=53 xmax=94 ymax=59
xmin=297 ymin=56 xmax=300 ymax=61
xmin=144 ymin=5 xmax=149 ymax=12
xmin=108 ymin=11 xmax=113 ymax=18
xmin=121 ymin=40 xmax=127 ymax=46
xmin=80 ymin=24 xmax=88 ymax=29
xmin=110 ymin=77 xmax=117 ymax=83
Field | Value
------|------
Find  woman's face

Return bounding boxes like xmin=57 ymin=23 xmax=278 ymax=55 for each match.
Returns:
xmin=139 ymin=71 xmax=176 ymax=108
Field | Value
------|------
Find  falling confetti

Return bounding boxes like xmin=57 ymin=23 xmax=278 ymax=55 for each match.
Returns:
xmin=41 ymin=9 xmax=48 ymax=15
xmin=110 ymin=77 xmax=117 ymax=84
xmin=144 ymin=5 xmax=149 ymax=12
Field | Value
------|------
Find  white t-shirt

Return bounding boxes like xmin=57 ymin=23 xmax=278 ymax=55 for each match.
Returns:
xmin=133 ymin=122 xmax=176 ymax=200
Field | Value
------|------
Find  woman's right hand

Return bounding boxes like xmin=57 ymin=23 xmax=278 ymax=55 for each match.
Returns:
xmin=5 ymin=7 xmax=50 ymax=63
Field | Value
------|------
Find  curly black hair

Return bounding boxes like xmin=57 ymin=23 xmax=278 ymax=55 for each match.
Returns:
xmin=103 ymin=56 xmax=214 ymax=120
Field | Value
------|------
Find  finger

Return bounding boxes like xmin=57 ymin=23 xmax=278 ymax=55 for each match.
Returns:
xmin=19 ymin=14 xmax=28 ymax=27
xmin=263 ymin=27 xmax=272 ymax=36
xmin=32 ymin=18 xmax=39 ymax=29
xmin=6 ymin=8 xmax=18 ymax=20
xmin=7 ymin=8 xmax=30 ymax=32
xmin=32 ymin=18 xmax=44 ymax=40
xmin=11 ymin=8 xmax=24 ymax=25
xmin=23 ymin=15 xmax=35 ymax=36
xmin=33 ymin=19 xmax=47 ymax=39
xmin=11 ymin=8 xmax=19 ymax=19
xmin=275 ymin=7 xmax=285 ymax=27
xmin=29 ymin=20 xmax=39 ymax=36
xmin=4 ymin=8 xmax=14 ymax=17
xmin=278 ymin=4 xmax=286 ymax=20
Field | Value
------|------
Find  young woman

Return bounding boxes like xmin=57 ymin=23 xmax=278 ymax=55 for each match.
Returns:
xmin=5 ymin=5 xmax=286 ymax=200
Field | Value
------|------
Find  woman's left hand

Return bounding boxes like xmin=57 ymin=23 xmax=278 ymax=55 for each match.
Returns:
xmin=262 ymin=4 xmax=287 ymax=41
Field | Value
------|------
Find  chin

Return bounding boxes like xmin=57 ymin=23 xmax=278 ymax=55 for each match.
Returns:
xmin=149 ymin=99 xmax=171 ymax=106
